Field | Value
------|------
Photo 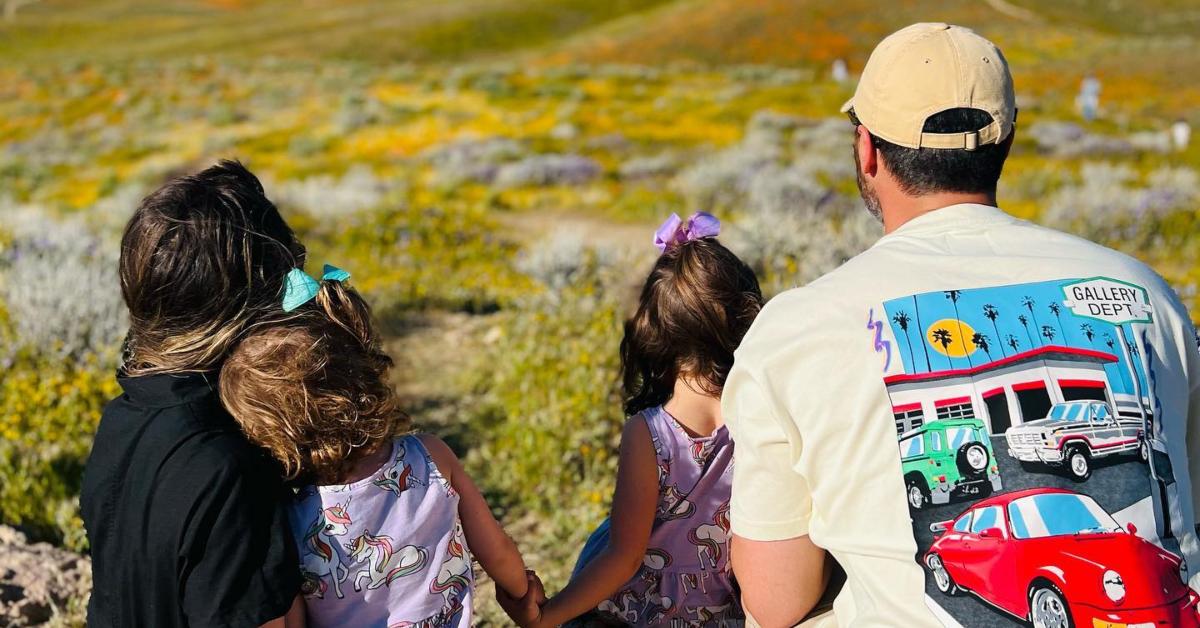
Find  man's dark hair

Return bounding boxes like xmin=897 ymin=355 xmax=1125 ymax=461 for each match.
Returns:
xmin=872 ymin=108 xmax=1012 ymax=196
xmin=119 ymin=160 xmax=306 ymax=375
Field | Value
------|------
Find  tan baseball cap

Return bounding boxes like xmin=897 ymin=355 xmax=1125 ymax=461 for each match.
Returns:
xmin=841 ymin=23 xmax=1015 ymax=150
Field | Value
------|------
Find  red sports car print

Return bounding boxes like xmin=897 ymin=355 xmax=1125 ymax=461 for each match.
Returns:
xmin=924 ymin=487 xmax=1200 ymax=628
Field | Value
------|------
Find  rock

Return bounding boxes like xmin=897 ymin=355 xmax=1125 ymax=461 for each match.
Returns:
xmin=0 ymin=526 xmax=91 ymax=626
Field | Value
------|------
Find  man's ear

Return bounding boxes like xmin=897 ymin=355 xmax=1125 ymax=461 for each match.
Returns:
xmin=856 ymin=126 xmax=878 ymax=178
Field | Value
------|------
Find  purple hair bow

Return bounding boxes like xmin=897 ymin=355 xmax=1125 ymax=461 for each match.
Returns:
xmin=653 ymin=211 xmax=721 ymax=253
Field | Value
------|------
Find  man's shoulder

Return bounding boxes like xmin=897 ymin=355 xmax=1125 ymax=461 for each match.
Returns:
xmin=1003 ymin=219 xmax=1173 ymax=292
xmin=751 ymin=245 xmax=895 ymax=324
xmin=737 ymin=280 xmax=864 ymax=369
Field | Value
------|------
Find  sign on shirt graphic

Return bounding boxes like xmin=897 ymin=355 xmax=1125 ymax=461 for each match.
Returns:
xmin=873 ymin=277 xmax=1197 ymax=628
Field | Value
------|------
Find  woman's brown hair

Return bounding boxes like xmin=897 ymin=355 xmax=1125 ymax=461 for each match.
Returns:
xmin=119 ymin=160 xmax=305 ymax=375
xmin=620 ymin=238 xmax=763 ymax=415
xmin=219 ymin=279 xmax=409 ymax=484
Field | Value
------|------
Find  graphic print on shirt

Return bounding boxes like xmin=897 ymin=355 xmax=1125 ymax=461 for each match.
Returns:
xmin=873 ymin=278 xmax=1197 ymax=627
xmin=345 ymin=529 xmax=428 ymax=592
xmin=373 ymin=445 xmax=425 ymax=496
xmin=688 ymin=500 xmax=731 ymax=571
xmin=301 ymin=498 xmax=354 ymax=600
xmin=583 ymin=408 xmax=739 ymax=627
xmin=428 ymin=521 xmax=472 ymax=625
xmin=639 ymin=551 xmax=677 ymax=623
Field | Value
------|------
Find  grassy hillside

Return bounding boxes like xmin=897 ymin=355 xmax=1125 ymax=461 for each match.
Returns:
xmin=5 ymin=0 xmax=1198 ymax=119
xmin=0 ymin=0 xmax=675 ymax=63
xmin=2 ymin=1 xmax=1198 ymax=625
xmin=554 ymin=0 xmax=1200 ymax=118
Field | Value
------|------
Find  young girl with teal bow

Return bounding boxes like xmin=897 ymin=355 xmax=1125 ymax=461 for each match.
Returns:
xmin=220 ymin=266 xmax=542 ymax=627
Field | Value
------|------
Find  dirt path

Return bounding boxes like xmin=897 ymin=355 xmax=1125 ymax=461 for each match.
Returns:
xmin=381 ymin=209 xmax=634 ymax=623
xmin=500 ymin=208 xmax=656 ymax=251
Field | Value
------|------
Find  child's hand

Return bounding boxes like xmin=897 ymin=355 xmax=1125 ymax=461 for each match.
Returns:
xmin=496 ymin=570 xmax=545 ymax=627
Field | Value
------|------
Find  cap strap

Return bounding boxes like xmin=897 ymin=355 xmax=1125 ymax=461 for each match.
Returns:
xmin=918 ymin=119 xmax=1004 ymax=151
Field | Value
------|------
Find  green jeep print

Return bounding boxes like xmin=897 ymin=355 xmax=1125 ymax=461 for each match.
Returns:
xmin=899 ymin=418 xmax=1003 ymax=510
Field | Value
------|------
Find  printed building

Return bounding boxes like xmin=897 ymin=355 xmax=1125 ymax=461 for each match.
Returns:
xmin=885 ymin=345 xmax=1147 ymax=435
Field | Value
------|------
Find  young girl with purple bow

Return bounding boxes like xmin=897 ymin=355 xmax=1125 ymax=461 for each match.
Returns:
xmin=502 ymin=212 xmax=763 ymax=627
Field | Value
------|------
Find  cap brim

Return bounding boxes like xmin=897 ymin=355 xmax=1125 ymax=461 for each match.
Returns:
xmin=840 ymin=97 xmax=854 ymax=113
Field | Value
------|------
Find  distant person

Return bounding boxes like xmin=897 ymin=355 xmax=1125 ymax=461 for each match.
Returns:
xmin=501 ymin=213 xmax=765 ymax=626
xmin=1078 ymin=73 xmax=1101 ymax=121
xmin=1173 ymin=118 xmax=1191 ymax=152
xmin=832 ymin=58 xmax=849 ymax=83
xmin=81 ymin=161 xmax=306 ymax=627
xmin=219 ymin=267 xmax=540 ymax=626
xmin=725 ymin=23 xmax=1200 ymax=627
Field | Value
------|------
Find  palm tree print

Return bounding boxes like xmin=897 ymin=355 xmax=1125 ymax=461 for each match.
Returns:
xmin=1101 ymin=332 xmax=1130 ymax=392
xmin=1018 ymin=314 xmax=1034 ymax=348
xmin=931 ymin=328 xmax=954 ymax=369
xmin=892 ymin=310 xmax=917 ymax=372
xmin=945 ymin=290 xmax=972 ymax=367
xmin=971 ymin=332 xmax=993 ymax=361
xmin=1048 ymin=301 xmax=1065 ymax=342
xmin=1022 ymin=296 xmax=1043 ymax=346
xmin=1041 ymin=325 xmax=1057 ymax=344
xmin=1080 ymin=323 xmax=1095 ymax=345
xmin=911 ymin=295 xmax=933 ymax=372
xmin=982 ymin=304 xmax=1004 ymax=357
xmin=1006 ymin=334 xmax=1021 ymax=354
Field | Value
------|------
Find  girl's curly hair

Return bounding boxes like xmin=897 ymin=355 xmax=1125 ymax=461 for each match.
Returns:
xmin=219 ymin=279 xmax=408 ymax=484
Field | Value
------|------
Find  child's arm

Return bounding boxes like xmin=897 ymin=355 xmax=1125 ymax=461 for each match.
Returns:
xmin=536 ymin=416 xmax=659 ymax=627
xmin=419 ymin=435 xmax=530 ymax=601
xmin=259 ymin=595 xmax=305 ymax=628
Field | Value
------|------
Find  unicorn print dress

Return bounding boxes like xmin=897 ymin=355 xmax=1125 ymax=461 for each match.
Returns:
xmin=288 ymin=435 xmax=474 ymax=627
xmin=578 ymin=405 xmax=741 ymax=626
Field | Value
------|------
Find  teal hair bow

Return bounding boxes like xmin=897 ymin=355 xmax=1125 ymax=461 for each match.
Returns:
xmin=282 ymin=264 xmax=351 ymax=312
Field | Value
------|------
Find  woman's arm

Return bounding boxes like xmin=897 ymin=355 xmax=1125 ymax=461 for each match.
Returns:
xmin=419 ymin=435 xmax=529 ymax=600
xmin=536 ymin=416 xmax=659 ymax=627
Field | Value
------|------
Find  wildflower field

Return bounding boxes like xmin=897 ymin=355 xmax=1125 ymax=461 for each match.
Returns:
xmin=2 ymin=0 xmax=1199 ymax=624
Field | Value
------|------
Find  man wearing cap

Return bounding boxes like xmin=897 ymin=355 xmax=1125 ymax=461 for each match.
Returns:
xmin=724 ymin=23 xmax=1200 ymax=627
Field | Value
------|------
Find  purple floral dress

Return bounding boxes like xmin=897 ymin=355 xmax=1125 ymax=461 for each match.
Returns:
xmin=288 ymin=435 xmax=474 ymax=627
xmin=580 ymin=405 xmax=741 ymax=626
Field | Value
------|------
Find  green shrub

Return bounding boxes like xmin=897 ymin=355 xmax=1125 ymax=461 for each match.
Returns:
xmin=461 ymin=259 xmax=627 ymax=531
xmin=312 ymin=202 xmax=536 ymax=314
xmin=0 ymin=357 xmax=118 ymax=551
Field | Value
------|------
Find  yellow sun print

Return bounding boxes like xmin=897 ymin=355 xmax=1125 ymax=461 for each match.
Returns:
xmin=926 ymin=319 xmax=978 ymax=358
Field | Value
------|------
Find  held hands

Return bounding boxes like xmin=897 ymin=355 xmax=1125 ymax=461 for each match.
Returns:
xmin=497 ymin=570 xmax=547 ymax=627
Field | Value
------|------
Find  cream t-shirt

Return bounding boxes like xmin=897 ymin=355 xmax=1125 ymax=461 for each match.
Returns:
xmin=724 ymin=204 xmax=1200 ymax=627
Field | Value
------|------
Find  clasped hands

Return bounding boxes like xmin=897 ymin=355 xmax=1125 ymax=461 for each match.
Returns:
xmin=496 ymin=570 xmax=549 ymax=627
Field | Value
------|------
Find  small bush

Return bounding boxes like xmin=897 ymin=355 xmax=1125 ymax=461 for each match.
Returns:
xmin=1043 ymin=163 xmax=1200 ymax=242
xmin=494 ymin=154 xmax=602 ymax=188
xmin=0 ymin=358 xmax=119 ymax=551
xmin=319 ymin=202 xmax=534 ymax=313
xmin=0 ymin=209 xmax=126 ymax=365
xmin=422 ymin=136 xmax=526 ymax=187
xmin=461 ymin=258 xmax=629 ymax=529
xmin=269 ymin=165 xmax=397 ymax=218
